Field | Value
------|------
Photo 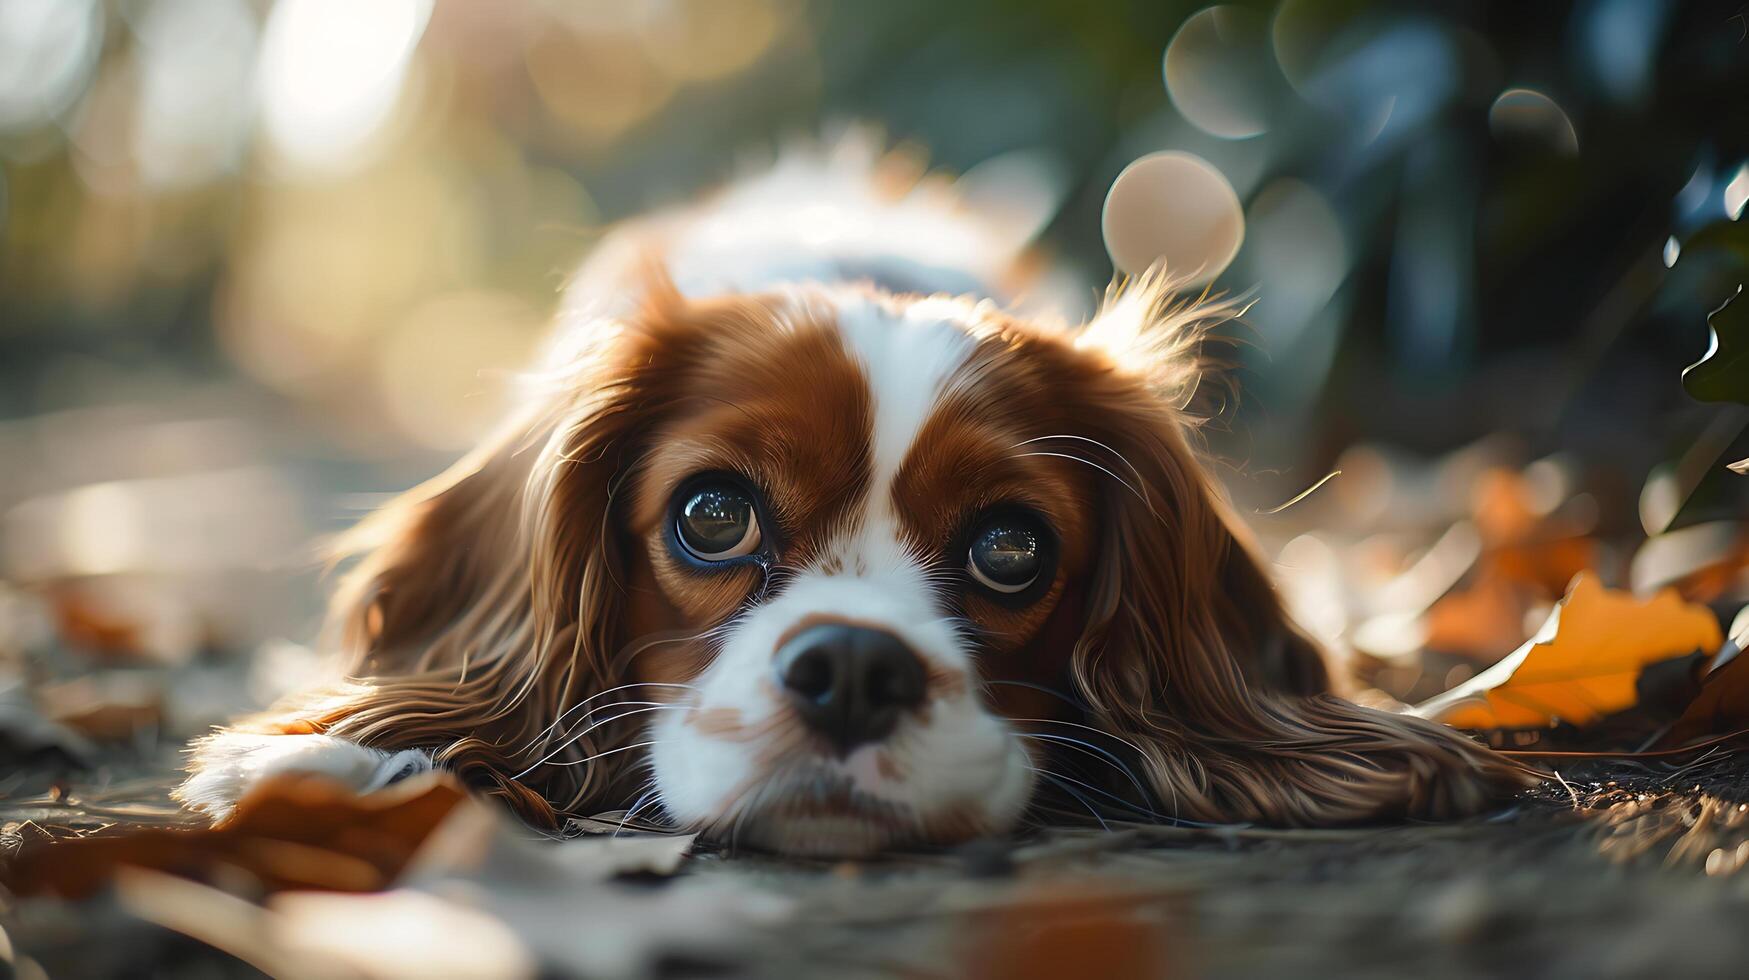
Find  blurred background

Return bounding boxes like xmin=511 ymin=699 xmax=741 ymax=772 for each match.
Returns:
xmin=1 ymin=0 xmax=1747 ymax=743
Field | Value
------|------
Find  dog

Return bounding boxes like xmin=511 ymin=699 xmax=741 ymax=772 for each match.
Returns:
xmin=177 ymin=136 xmax=1528 ymax=856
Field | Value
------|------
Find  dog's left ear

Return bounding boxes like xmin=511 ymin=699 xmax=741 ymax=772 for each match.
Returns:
xmin=1068 ymin=276 xmax=1533 ymax=825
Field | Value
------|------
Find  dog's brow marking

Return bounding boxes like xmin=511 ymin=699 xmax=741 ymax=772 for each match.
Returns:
xmin=834 ymin=295 xmax=975 ymax=512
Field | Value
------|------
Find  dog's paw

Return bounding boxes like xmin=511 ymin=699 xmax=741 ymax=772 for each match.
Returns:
xmin=175 ymin=732 xmax=433 ymax=822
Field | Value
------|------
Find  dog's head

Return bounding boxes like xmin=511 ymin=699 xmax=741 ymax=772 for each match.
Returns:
xmin=319 ymin=272 xmax=1521 ymax=855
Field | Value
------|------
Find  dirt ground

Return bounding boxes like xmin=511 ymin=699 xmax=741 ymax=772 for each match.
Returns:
xmin=6 ymin=740 xmax=1749 ymax=979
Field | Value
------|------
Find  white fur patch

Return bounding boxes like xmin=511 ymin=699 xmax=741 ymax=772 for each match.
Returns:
xmin=176 ymin=732 xmax=432 ymax=822
xmin=648 ymin=292 xmax=1034 ymax=855
xmin=650 ymin=571 xmax=1033 ymax=854
xmin=834 ymin=293 xmax=977 ymax=509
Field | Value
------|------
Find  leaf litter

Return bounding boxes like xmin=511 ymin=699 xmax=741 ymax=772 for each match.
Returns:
xmin=4 ymin=431 xmax=1749 ymax=976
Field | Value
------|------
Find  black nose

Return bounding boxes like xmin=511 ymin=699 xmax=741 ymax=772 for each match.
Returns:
xmin=775 ymin=624 xmax=927 ymax=754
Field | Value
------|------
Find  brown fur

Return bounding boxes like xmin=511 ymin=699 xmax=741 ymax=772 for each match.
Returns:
xmin=201 ymin=274 xmax=1533 ymax=834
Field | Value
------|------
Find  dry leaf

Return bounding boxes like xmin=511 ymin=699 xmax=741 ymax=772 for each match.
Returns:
xmin=959 ymin=883 xmax=1178 ymax=980
xmin=37 ymin=674 xmax=164 ymax=740
xmin=1659 ymin=606 xmax=1749 ymax=746
xmin=2 ymin=772 xmax=465 ymax=899
xmin=125 ymin=798 xmax=781 ymax=980
xmin=1420 ymin=469 xmax=1598 ymax=660
xmin=1631 ymin=522 xmax=1748 ymax=600
xmin=1729 ymin=457 xmax=1748 ymax=475
xmin=1423 ymin=572 xmax=1533 ymax=658
xmin=1412 ymin=574 xmax=1724 ymax=730
xmin=379 ymin=803 xmax=781 ymax=978
xmin=1489 ymin=537 xmax=1598 ymax=597
xmin=1470 ymin=468 xmax=1540 ymax=545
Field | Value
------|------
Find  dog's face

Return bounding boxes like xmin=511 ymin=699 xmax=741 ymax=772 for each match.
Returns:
xmin=622 ymin=291 xmax=1101 ymax=854
xmin=318 ymin=274 xmax=1522 ymax=855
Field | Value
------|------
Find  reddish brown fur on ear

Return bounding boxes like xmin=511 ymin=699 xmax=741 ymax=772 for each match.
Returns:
xmin=1067 ymin=281 xmax=1534 ymax=825
xmin=209 ymin=297 xmax=715 ymax=828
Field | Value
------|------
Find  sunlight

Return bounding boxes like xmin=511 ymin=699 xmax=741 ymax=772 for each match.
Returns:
xmin=256 ymin=0 xmax=432 ymax=175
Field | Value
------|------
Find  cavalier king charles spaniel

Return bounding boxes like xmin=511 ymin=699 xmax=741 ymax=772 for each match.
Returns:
xmin=178 ymin=137 xmax=1528 ymax=855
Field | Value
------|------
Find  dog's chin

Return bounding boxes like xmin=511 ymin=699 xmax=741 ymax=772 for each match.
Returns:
xmin=698 ymin=768 xmax=1001 ymax=858
xmin=733 ymin=812 xmax=909 ymax=858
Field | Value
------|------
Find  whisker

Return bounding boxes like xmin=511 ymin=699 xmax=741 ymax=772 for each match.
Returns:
xmin=1041 ymin=766 xmax=1227 ymax=828
xmin=555 ymin=703 xmax=689 ymax=745
xmin=1035 ymin=770 xmax=1110 ymax=831
xmin=614 ymin=787 xmax=663 ymax=837
xmin=540 ymin=738 xmax=669 ymax=770
xmin=1006 ymin=716 xmax=1153 ymax=760
xmin=611 ymin=622 xmax=736 ymax=674
xmin=515 ymin=707 xmax=687 ymax=779
xmin=519 ymin=682 xmax=697 ymax=754
xmin=986 ymin=679 xmax=1089 ymax=712
xmin=1017 ymin=731 xmax=1151 ymax=805
xmin=542 ymin=700 xmax=680 ymax=747
xmin=1012 ymin=434 xmax=1149 ymax=492
xmin=1011 ymin=451 xmax=1149 ymax=507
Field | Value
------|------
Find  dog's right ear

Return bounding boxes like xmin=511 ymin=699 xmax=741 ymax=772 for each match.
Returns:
xmin=330 ymin=262 xmax=694 ymax=678
xmin=326 ymin=414 xmax=543 ymax=677
xmin=210 ymin=274 xmax=712 ymax=826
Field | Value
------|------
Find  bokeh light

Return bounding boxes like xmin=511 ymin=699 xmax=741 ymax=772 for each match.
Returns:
xmin=1163 ymin=6 xmax=1275 ymax=140
xmin=1726 ymin=164 xmax=1748 ymax=222
xmin=131 ymin=0 xmax=259 ymax=189
xmin=640 ymin=0 xmax=787 ymax=83
xmin=0 ymin=0 xmax=103 ymax=136
xmin=0 ymin=0 xmax=1744 ymax=690
xmin=257 ymin=0 xmax=432 ymax=175
xmin=1488 ymin=88 xmax=1579 ymax=156
xmin=1102 ymin=150 xmax=1243 ymax=282
xmin=1239 ymin=178 xmax=1347 ymax=345
xmin=525 ymin=26 xmax=676 ymax=147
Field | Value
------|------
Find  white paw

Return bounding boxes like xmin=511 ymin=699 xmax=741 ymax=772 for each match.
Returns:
xmin=176 ymin=732 xmax=433 ymax=821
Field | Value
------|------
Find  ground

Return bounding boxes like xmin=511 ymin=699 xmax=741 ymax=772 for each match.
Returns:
xmin=6 ymin=739 xmax=1749 ymax=978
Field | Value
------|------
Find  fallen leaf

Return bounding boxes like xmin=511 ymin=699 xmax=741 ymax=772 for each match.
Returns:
xmin=959 ymin=883 xmax=1178 ymax=980
xmin=385 ymin=803 xmax=784 ymax=979
xmin=1730 ymin=457 xmax=1748 ymax=475
xmin=406 ymin=799 xmax=696 ymax=883
xmin=125 ymin=797 xmax=785 ymax=980
xmin=1412 ymin=574 xmax=1724 ymax=729
xmin=273 ymin=888 xmax=535 ymax=980
xmin=37 ymin=674 xmax=164 ymax=741
xmin=49 ymin=587 xmax=147 ymax=660
xmin=2 ymin=772 xmax=465 ymax=899
xmin=1631 ymin=522 xmax=1749 ymax=601
xmin=1684 ymin=285 xmax=1749 ymax=405
xmin=1423 ymin=572 xmax=1535 ymax=659
xmin=113 ymin=869 xmax=375 ymax=980
xmin=1659 ymin=606 xmax=1749 ymax=746
xmin=1470 ymin=468 xmax=1540 ymax=545
xmin=1418 ymin=466 xmax=1599 ymax=659
xmin=1490 ymin=537 xmax=1599 ymax=597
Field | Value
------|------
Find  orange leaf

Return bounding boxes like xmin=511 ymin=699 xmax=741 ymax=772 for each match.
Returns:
xmin=1413 ymin=574 xmax=1723 ymax=730
xmin=1659 ymin=606 xmax=1749 ymax=746
xmin=1423 ymin=571 xmax=1534 ymax=658
xmin=959 ymin=883 xmax=1179 ymax=980
xmin=1 ymin=772 xmax=466 ymax=900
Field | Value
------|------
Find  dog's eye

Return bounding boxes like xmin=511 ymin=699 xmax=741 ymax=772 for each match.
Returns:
xmin=966 ymin=514 xmax=1048 ymax=594
xmin=676 ymin=483 xmax=762 ymax=561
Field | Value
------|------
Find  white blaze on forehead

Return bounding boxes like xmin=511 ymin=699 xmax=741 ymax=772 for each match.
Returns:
xmin=649 ymin=292 xmax=1035 ymax=852
xmin=832 ymin=294 xmax=977 ymax=507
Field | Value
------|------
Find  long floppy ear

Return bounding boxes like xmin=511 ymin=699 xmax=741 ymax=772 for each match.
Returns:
xmin=227 ymin=298 xmax=690 ymax=827
xmin=1069 ymin=276 xmax=1534 ymax=824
